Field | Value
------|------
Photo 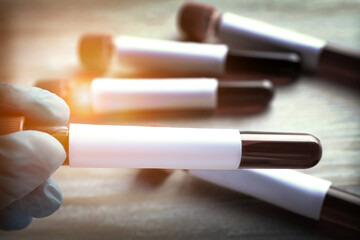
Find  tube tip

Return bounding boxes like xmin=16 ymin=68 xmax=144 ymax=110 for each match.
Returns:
xmin=177 ymin=1 xmax=217 ymax=41
xmin=317 ymin=43 xmax=360 ymax=87
xmin=78 ymin=34 xmax=114 ymax=73
xmin=307 ymin=134 xmax=322 ymax=168
xmin=239 ymin=132 xmax=323 ymax=169
xmin=217 ymin=80 xmax=275 ymax=108
xmin=260 ymin=80 xmax=275 ymax=104
xmin=225 ymin=51 xmax=302 ymax=84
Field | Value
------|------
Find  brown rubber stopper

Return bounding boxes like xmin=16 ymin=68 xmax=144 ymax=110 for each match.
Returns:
xmin=78 ymin=34 xmax=114 ymax=73
xmin=177 ymin=1 xmax=217 ymax=41
xmin=317 ymin=43 xmax=360 ymax=87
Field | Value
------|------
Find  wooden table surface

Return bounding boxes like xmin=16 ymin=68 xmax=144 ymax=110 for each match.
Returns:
xmin=0 ymin=0 xmax=359 ymax=239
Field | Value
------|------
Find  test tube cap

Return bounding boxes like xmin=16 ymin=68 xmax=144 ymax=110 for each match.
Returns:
xmin=78 ymin=34 xmax=114 ymax=73
xmin=178 ymin=1 xmax=217 ymax=41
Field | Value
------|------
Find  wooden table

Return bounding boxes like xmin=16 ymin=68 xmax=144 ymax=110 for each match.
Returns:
xmin=0 ymin=0 xmax=359 ymax=239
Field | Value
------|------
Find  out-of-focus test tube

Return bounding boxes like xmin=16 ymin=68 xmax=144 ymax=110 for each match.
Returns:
xmin=78 ymin=35 xmax=301 ymax=83
xmin=189 ymin=169 xmax=360 ymax=232
xmin=178 ymin=1 xmax=360 ymax=86
xmin=36 ymin=78 xmax=274 ymax=116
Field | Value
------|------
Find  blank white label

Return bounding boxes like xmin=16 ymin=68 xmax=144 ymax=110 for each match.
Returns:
xmin=114 ymin=36 xmax=228 ymax=76
xmin=189 ymin=169 xmax=331 ymax=220
xmin=69 ymin=124 xmax=242 ymax=169
xmin=90 ymin=78 xmax=218 ymax=113
xmin=218 ymin=13 xmax=326 ymax=72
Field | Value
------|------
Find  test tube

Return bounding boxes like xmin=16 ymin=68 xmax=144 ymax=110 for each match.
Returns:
xmin=0 ymin=116 xmax=322 ymax=170
xmin=78 ymin=35 xmax=301 ymax=83
xmin=36 ymin=78 xmax=274 ymax=116
xmin=189 ymin=169 xmax=360 ymax=232
xmin=178 ymin=1 xmax=360 ymax=85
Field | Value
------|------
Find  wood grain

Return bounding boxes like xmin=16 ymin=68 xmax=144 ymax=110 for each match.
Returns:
xmin=0 ymin=0 xmax=359 ymax=239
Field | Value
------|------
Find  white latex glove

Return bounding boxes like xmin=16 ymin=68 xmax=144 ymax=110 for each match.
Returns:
xmin=0 ymin=83 xmax=70 ymax=230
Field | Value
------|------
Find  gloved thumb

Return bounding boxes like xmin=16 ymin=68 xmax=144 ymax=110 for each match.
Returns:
xmin=0 ymin=208 xmax=32 ymax=231
xmin=0 ymin=131 xmax=66 ymax=209
xmin=7 ymin=178 xmax=63 ymax=218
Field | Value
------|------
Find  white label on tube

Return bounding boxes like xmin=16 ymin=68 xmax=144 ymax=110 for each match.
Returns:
xmin=218 ymin=13 xmax=326 ymax=72
xmin=189 ymin=169 xmax=331 ymax=220
xmin=69 ymin=124 xmax=241 ymax=169
xmin=114 ymin=36 xmax=228 ymax=76
xmin=90 ymin=78 xmax=218 ymax=113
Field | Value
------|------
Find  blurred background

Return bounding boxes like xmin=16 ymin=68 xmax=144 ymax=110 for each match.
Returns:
xmin=0 ymin=0 xmax=359 ymax=239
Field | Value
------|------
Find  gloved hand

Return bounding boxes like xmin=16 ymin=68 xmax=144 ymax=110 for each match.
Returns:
xmin=0 ymin=83 xmax=70 ymax=230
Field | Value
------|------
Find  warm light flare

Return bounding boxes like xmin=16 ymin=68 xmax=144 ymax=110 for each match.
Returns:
xmin=67 ymin=80 xmax=92 ymax=117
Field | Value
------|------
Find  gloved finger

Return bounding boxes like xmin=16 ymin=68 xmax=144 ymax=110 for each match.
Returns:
xmin=0 ymin=130 xmax=66 ymax=209
xmin=7 ymin=178 xmax=62 ymax=218
xmin=0 ymin=83 xmax=70 ymax=125
xmin=0 ymin=208 xmax=32 ymax=231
